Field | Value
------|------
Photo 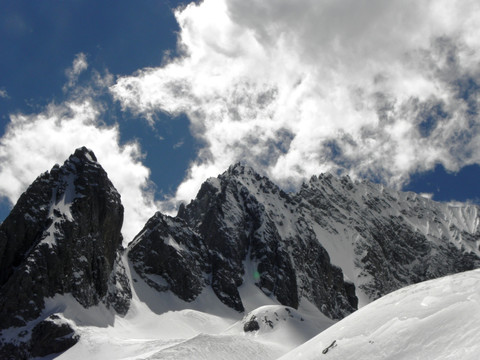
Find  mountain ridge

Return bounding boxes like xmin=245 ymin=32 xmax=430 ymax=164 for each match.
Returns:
xmin=1 ymin=150 xmax=480 ymax=358
xmin=129 ymin=161 xmax=480 ymax=317
xmin=130 ymin=162 xmax=358 ymax=318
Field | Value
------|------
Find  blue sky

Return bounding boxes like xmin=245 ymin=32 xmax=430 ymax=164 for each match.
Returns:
xmin=0 ymin=0 xmax=199 ymax=238
xmin=0 ymin=0 xmax=197 ymax=192
xmin=1 ymin=0 xmax=480 ymax=241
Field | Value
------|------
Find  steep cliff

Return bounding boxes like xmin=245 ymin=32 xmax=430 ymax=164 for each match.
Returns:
xmin=0 ymin=147 xmax=131 ymax=358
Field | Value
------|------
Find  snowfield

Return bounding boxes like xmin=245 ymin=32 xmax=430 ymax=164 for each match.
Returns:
xmin=52 ymin=256 xmax=332 ymax=360
xmin=52 ymin=268 xmax=480 ymax=359
xmin=281 ymin=269 xmax=480 ymax=360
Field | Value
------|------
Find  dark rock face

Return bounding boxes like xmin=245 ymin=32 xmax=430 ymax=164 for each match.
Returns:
xmin=131 ymin=163 xmax=480 ymax=319
xmin=129 ymin=213 xmax=208 ymax=302
xmin=29 ymin=315 xmax=79 ymax=358
xmin=0 ymin=147 xmax=131 ymax=357
xmin=243 ymin=315 xmax=260 ymax=332
xmin=131 ymin=164 xmax=357 ymax=319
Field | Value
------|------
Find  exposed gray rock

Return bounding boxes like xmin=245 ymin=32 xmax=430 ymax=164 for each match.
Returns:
xmin=29 ymin=315 xmax=79 ymax=358
xmin=0 ymin=147 xmax=131 ymax=357
xmin=132 ymin=164 xmax=357 ymax=318
xmin=129 ymin=213 xmax=208 ymax=302
xmin=243 ymin=315 xmax=260 ymax=332
xmin=298 ymin=173 xmax=480 ymax=301
xmin=131 ymin=163 xmax=480 ymax=320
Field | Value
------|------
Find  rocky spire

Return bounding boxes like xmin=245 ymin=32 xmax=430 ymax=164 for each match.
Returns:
xmin=0 ymin=147 xmax=131 ymax=358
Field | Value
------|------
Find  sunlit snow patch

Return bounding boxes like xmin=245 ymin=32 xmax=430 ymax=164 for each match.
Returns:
xmin=280 ymin=269 xmax=480 ymax=360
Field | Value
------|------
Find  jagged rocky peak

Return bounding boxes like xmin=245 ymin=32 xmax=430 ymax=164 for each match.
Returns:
xmin=133 ymin=163 xmax=480 ymax=320
xmin=226 ymin=162 xmax=266 ymax=181
xmin=176 ymin=163 xmax=292 ymax=312
xmin=225 ymin=162 xmax=290 ymax=194
xmin=0 ymin=146 xmax=131 ymax=358
xmin=296 ymin=170 xmax=480 ymax=302
xmin=133 ymin=164 xmax=357 ymax=318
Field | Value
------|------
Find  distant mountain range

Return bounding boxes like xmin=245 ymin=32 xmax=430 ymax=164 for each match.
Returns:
xmin=1 ymin=147 xmax=479 ymax=359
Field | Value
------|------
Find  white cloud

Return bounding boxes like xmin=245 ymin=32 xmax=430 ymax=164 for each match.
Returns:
xmin=111 ymin=0 xmax=480 ymax=207
xmin=420 ymin=193 xmax=434 ymax=200
xmin=64 ymin=52 xmax=88 ymax=91
xmin=173 ymin=139 xmax=184 ymax=149
xmin=0 ymin=57 xmax=158 ymax=244
xmin=0 ymin=88 xmax=7 ymax=98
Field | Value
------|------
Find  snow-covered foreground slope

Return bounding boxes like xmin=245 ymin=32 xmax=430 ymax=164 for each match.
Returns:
xmin=280 ymin=269 xmax=480 ymax=360
xmin=53 ymin=255 xmax=332 ymax=360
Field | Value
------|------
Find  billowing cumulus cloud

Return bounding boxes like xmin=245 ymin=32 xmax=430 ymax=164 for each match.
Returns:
xmin=0 ymin=56 xmax=157 ymax=243
xmin=112 ymin=0 xmax=480 ymax=206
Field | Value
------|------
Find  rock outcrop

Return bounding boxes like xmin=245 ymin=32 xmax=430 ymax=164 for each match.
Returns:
xmin=0 ymin=147 xmax=131 ymax=358
xmin=130 ymin=164 xmax=358 ymax=319
xmin=130 ymin=163 xmax=480 ymax=318
xmin=129 ymin=213 xmax=208 ymax=302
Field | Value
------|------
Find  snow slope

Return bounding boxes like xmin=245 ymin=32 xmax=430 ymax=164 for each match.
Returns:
xmin=52 ymin=254 xmax=331 ymax=360
xmin=280 ymin=269 xmax=480 ymax=360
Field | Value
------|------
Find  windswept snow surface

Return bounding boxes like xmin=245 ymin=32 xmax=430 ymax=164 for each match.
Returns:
xmin=53 ymin=255 xmax=330 ymax=360
xmin=280 ymin=269 xmax=480 ymax=360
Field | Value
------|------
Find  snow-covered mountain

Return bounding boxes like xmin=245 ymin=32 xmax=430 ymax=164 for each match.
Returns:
xmin=130 ymin=164 xmax=357 ymax=319
xmin=1 ymin=148 xmax=480 ymax=359
xmin=131 ymin=163 xmax=480 ymax=313
xmin=297 ymin=171 xmax=480 ymax=305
